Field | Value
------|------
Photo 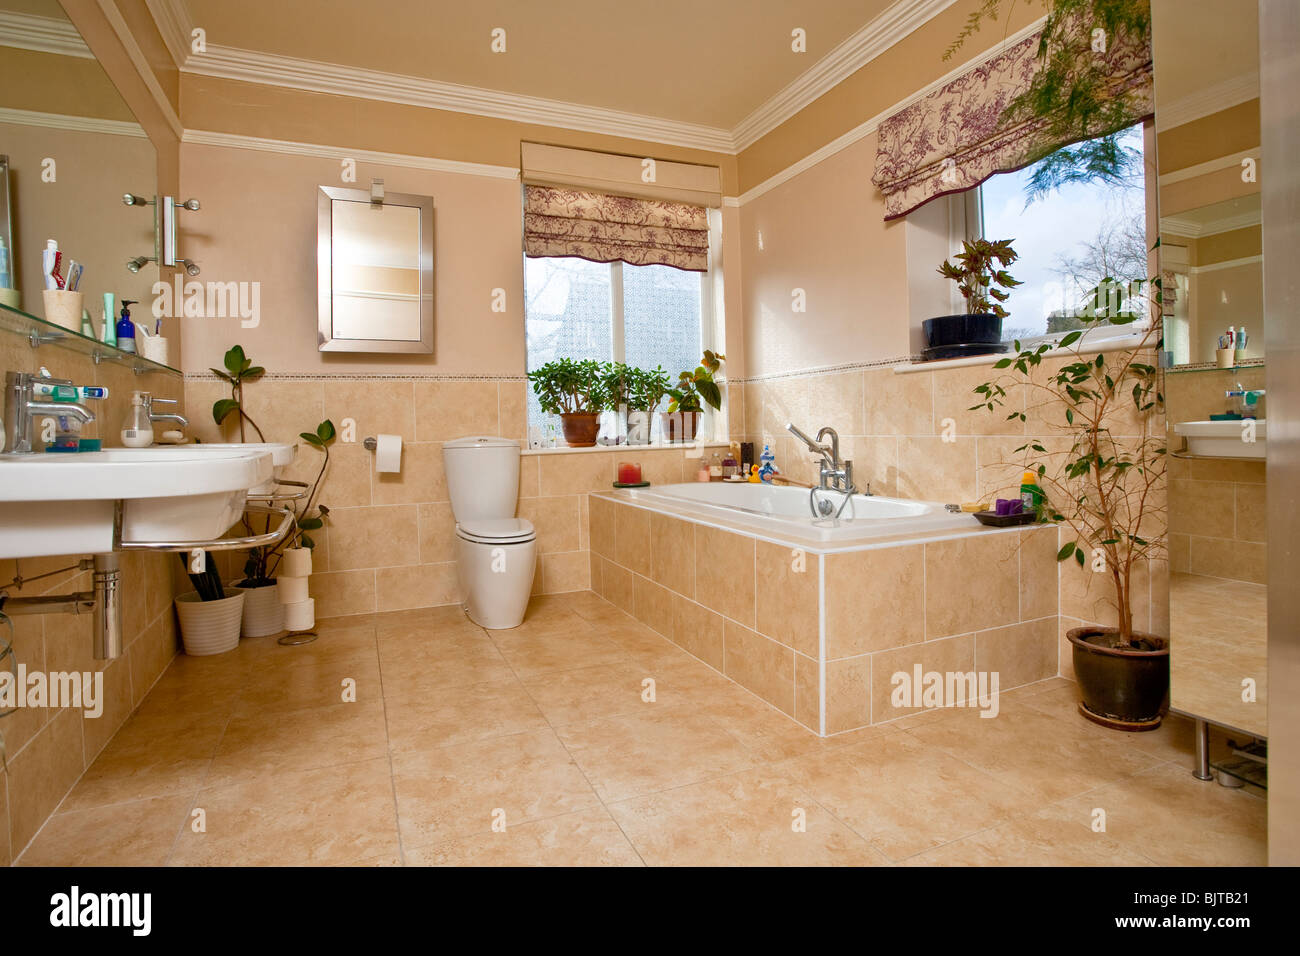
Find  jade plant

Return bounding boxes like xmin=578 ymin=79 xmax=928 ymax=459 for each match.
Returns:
xmin=209 ymin=345 xmax=335 ymax=586
xmin=667 ymin=350 xmax=726 ymax=414
xmin=938 ymin=238 xmax=1022 ymax=319
xmin=527 ymin=358 xmax=610 ymax=416
xmin=627 ymin=364 xmax=672 ymax=414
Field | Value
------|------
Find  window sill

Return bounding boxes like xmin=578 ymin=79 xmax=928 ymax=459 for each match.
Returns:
xmin=522 ymin=441 xmax=731 ymax=456
xmin=893 ymin=330 xmax=1152 ymax=374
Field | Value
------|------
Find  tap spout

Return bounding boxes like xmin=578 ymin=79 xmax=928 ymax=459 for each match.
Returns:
xmin=25 ymin=401 xmax=96 ymax=424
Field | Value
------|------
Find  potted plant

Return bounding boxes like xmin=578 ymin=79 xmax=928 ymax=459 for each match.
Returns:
xmin=972 ymin=284 xmax=1168 ymax=730
xmin=625 ymin=365 xmax=671 ymax=445
xmin=211 ymin=345 xmax=335 ymax=636
xmin=527 ymin=358 xmax=610 ymax=447
xmin=926 ymin=239 xmax=1022 ymax=359
xmin=664 ymin=350 xmax=725 ymax=443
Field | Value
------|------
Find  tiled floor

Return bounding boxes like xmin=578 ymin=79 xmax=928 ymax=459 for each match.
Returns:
xmin=15 ymin=591 xmax=1267 ymax=866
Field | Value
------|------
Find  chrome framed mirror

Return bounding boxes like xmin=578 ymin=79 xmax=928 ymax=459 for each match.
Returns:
xmin=317 ymin=185 xmax=434 ymax=353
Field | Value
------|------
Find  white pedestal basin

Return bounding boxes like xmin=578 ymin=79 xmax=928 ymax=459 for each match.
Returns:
xmin=0 ymin=446 xmax=274 ymax=558
xmin=1173 ymin=420 xmax=1266 ymax=460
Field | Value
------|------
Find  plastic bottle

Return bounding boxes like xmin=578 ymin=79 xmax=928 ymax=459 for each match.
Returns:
xmin=115 ymin=300 xmax=138 ymax=353
xmin=0 ymin=236 xmax=11 ymax=289
xmin=121 ymin=391 xmax=154 ymax=447
xmin=1020 ymin=471 xmax=1044 ymax=516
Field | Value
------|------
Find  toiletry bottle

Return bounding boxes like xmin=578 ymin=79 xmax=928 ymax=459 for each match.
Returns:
xmin=121 ymin=391 xmax=154 ymax=448
xmin=721 ymin=450 xmax=738 ymax=478
xmin=696 ymin=461 xmax=711 ymax=482
xmin=102 ymin=293 xmax=116 ymax=346
xmin=709 ymin=453 xmax=722 ymax=479
xmin=42 ymin=240 xmax=58 ymax=290
xmin=116 ymin=300 xmax=138 ymax=353
xmin=0 ymin=236 xmax=11 ymax=290
xmin=1020 ymin=471 xmax=1043 ymax=516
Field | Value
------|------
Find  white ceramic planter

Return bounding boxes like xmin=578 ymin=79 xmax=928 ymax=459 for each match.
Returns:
xmin=280 ymin=548 xmax=312 ymax=578
xmin=283 ymin=598 xmax=315 ymax=632
xmin=230 ymin=582 xmax=284 ymax=637
xmin=174 ymin=590 xmax=245 ymax=656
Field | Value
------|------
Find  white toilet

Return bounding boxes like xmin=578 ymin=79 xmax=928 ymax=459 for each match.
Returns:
xmin=442 ymin=436 xmax=537 ymax=629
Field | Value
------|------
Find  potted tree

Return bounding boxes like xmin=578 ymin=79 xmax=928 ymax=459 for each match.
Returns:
xmin=625 ymin=365 xmax=671 ymax=445
xmin=663 ymin=350 xmax=725 ymax=443
xmin=210 ymin=345 xmax=335 ymax=636
xmin=527 ymin=358 xmax=609 ymax=447
xmin=926 ymin=239 xmax=1022 ymax=360
xmin=972 ymin=287 xmax=1168 ymax=730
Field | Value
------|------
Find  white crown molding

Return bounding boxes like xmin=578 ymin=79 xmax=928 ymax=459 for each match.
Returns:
xmin=1161 ymin=208 xmax=1262 ymax=239
xmin=736 ymin=15 xmax=1047 ymax=206
xmin=0 ymin=106 xmax=146 ymax=138
xmin=0 ymin=10 xmax=93 ymax=59
xmin=1189 ymin=254 xmax=1263 ymax=275
xmin=1159 ymin=147 xmax=1259 ymax=186
xmin=1155 ymin=71 xmax=1259 ymax=132
xmin=731 ymin=0 xmax=959 ymax=151
xmin=182 ymin=128 xmax=520 ymax=180
xmin=145 ymin=0 xmax=192 ymax=69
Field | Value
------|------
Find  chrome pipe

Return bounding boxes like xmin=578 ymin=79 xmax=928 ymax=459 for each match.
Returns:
xmin=92 ymin=553 xmax=122 ymax=660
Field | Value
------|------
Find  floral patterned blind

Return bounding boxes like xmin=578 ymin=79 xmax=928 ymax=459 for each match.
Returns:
xmin=523 ymin=185 xmax=710 ymax=272
xmin=871 ymin=24 xmax=1153 ymax=221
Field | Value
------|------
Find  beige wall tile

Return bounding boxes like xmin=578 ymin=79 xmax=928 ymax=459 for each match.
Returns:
xmin=824 ymin=655 xmax=871 ymax=734
xmin=414 ymin=381 xmax=500 ymax=441
xmin=825 ymin=545 xmax=924 ymax=657
xmin=82 ymin=659 xmax=135 ymax=761
xmin=311 ymin=570 xmax=377 ymax=619
xmin=0 ymin=769 xmax=9 ymax=866
xmin=724 ymin=620 xmax=795 ymax=715
xmin=498 ymin=381 xmax=528 ymax=441
xmin=539 ymin=451 xmax=615 ymax=495
xmin=650 ymin=513 xmax=695 ymax=598
xmin=870 ymin=633 xmax=975 ymax=723
xmin=589 ymin=551 xmax=604 ymax=597
xmin=845 ymin=436 xmax=899 ymax=497
xmin=1018 ymin=526 xmax=1059 ymax=622
xmin=518 ymin=454 xmax=540 ymax=499
xmin=633 ymin=575 xmax=675 ymax=638
xmin=864 ymin=367 xmax=932 ymax=436
xmin=518 ymin=495 xmax=582 ymax=554
xmin=694 ymin=525 xmax=755 ymax=628
xmin=1234 ymin=482 xmax=1267 ymax=542
xmin=975 ymin=618 xmax=1057 ymax=689
xmin=7 ymin=708 xmax=85 ymax=853
xmin=754 ymin=539 xmax=818 ymax=657
xmin=614 ymin=504 xmax=652 ymax=576
xmin=897 ymin=437 xmax=978 ymax=503
xmin=376 ymin=563 xmax=461 ymax=612
xmin=603 ymin=560 xmax=634 ymax=614
xmin=325 ymin=505 xmax=420 ymax=571
xmin=323 ymin=380 xmax=415 ymax=442
xmin=372 ymin=442 xmax=448 ymax=505
xmin=1 ymin=615 xmax=48 ymax=755
xmin=932 ymin=363 xmax=1024 ymax=437
xmin=672 ymin=596 xmax=726 ymax=671
xmin=636 ymin=448 xmax=686 ymax=486
xmin=924 ymin=533 xmax=1019 ymax=638
xmin=317 ymin=442 xmax=372 ymax=509
xmin=127 ymin=616 xmax=178 ymax=709
xmin=588 ymin=495 xmax=616 ymax=560
xmin=541 ymin=551 xmax=590 ymax=593
xmin=417 ymin=501 xmax=457 ymax=565
xmin=1169 ymin=478 xmax=1235 ymax=537
xmin=1188 ymin=536 xmax=1266 ymax=584
xmin=794 ymin=652 xmax=821 ymax=732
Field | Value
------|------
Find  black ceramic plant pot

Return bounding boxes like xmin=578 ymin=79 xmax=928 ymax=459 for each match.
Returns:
xmin=1068 ymin=626 xmax=1170 ymax=731
xmin=922 ymin=313 xmax=1003 ymax=347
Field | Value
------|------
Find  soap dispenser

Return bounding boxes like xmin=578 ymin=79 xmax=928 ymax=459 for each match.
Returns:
xmin=115 ymin=300 xmax=138 ymax=353
xmin=121 ymin=390 xmax=154 ymax=447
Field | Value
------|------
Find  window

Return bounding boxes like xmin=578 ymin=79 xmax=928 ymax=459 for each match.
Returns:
xmin=524 ymin=257 xmax=707 ymax=443
xmin=973 ymin=123 xmax=1148 ymax=343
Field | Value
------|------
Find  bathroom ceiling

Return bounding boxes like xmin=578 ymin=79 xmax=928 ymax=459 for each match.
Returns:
xmin=177 ymin=0 xmax=898 ymax=130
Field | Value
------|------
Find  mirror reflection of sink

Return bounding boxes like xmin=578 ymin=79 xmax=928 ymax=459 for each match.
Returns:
xmin=179 ymin=442 xmax=298 ymax=466
xmin=1174 ymin=419 xmax=1266 ymax=459
xmin=0 ymin=446 xmax=275 ymax=558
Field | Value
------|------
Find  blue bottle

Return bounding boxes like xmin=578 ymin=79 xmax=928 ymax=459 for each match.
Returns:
xmin=115 ymin=299 xmax=138 ymax=353
xmin=758 ymin=444 xmax=776 ymax=483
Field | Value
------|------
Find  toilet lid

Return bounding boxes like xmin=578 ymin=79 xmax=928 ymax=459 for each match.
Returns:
xmin=456 ymin=517 xmax=535 ymax=545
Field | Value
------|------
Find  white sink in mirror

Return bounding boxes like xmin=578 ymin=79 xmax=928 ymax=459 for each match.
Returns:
xmin=1173 ymin=419 xmax=1266 ymax=459
xmin=175 ymin=441 xmax=298 ymax=466
xmin=0 ymin=446 xmax=275 ymax=558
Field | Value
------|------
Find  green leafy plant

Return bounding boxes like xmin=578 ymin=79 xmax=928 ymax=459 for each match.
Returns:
xmin=667 ymin=350 xmax=726 ymax=414
xmin=527 ymin=358 xmax=610 ymax=415
xmin=627 ymin=365 xmax=672 ymax=414
xmin=970 ymin=287 xmax=1165 ymax=647
xmin=210 ymin=345 xmax=266 ymax=443
xmin=938 ymin=238 xmax=1022 ymax=319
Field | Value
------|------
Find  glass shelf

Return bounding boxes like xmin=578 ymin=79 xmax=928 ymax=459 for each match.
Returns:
xmin=0 ymin=302 xmax=180 ymax=376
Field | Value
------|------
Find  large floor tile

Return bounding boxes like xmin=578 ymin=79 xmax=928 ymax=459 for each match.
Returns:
xmin=608 ymin=767 xmax=885 ymax=866
xmin=385 ymin=678 xmax=549 ymax=752
xmin=405 ymin=807 xmax=642 ymax=867
xmin=19 ymin=794 xmax=192 ymax=867
xmin=901 ymin=806 xmax=1155 ymax=866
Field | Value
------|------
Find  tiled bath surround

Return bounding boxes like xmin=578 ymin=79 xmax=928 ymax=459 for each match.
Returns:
xmin=183 ymin=375 xmax=723 ymax=616
xmin=589 ymin=492 xmax=1060 ymax=735
xmin=0 ymin=337 xmax=184 ymax=865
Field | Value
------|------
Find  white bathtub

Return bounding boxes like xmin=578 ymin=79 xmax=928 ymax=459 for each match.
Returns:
xmin=614 ymin=481 xmax=978 ymax=546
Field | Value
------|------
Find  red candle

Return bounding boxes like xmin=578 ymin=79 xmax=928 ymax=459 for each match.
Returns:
xmin=618 ymin=461 xmax=642 ymax=484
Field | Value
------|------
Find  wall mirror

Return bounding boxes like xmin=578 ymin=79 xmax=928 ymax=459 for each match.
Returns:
xmin=1152 ymin=0 xmax=1267 ymax=775
xmin=317 ymin=185 xmax=433 ymax=353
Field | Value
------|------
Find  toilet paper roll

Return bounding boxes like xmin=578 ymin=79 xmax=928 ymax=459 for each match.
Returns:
xmin=283 ymin=598 xmax=315 ymax=632
xmin=374 ymin=433 xmax=402 ymax=473
xmin=277 ymin=575 xmax=310 ymax=604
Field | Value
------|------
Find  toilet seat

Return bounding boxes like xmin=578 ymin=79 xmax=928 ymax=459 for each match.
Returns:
xmin=455 ymin=517 xmax=535 ymax=546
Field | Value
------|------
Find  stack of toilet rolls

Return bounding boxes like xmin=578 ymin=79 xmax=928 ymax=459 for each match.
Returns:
xmin=278 ymin=546 xmax=315 ymax=631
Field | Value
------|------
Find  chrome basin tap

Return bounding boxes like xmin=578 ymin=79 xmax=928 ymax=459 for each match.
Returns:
xmin=786 ymin=422 xmax=856 ymax=496
xmin=3 ymin=370 xmax=98 ymax=454
xmin=142 ymin=394 xmax=188 ymax=428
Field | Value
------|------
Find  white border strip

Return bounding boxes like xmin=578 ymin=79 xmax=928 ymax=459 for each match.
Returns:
xmin=1154 ymin=71 xmax=1259 ymax=132
xmin=1189 ymin=254 xmax=1263 ymax=275
xmin=1160 ymin=148 xmax=1259 ymax=187
xmin=0 ymin=10 xmax=92 ymax=59
xmin=0 ymin=106 xmax=146 ymax=138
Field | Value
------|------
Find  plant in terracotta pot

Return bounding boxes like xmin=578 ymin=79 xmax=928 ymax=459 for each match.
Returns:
xmin=664 ymin=350 xmax=725 ymax=443
xmin=624 ymin=364 xmax=671 ymax=445
xmin=971 ymin=288 xmax=1168 ymax=730
xmin=925 ymin=238 xmax=1022 ymax=360
xmin=528 ymin=358 xmax=610 ymax=447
